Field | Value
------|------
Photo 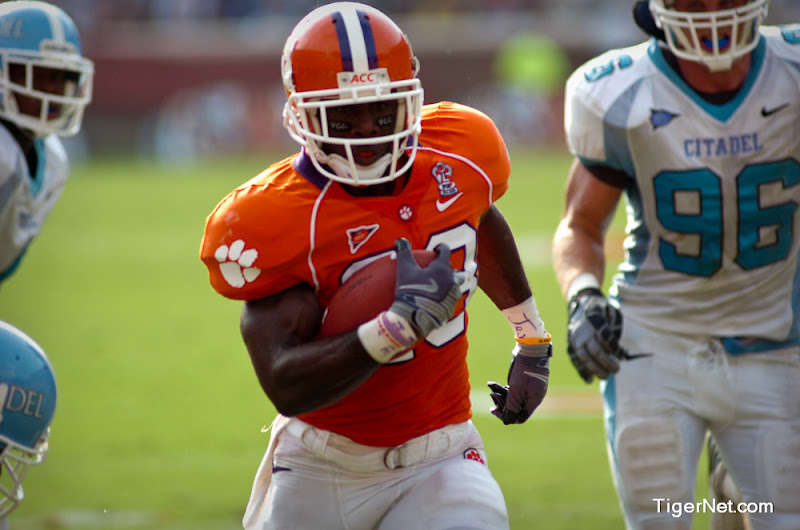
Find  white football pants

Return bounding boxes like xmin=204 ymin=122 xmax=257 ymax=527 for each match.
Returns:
xmin=601 ymin=318 xmax=800 ymax=530
xmin=243 ymin=416 xmax=509 ymax=530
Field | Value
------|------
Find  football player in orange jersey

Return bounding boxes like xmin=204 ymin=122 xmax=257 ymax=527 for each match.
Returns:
xmin=200 ymin=3 xmax=553 ymax=529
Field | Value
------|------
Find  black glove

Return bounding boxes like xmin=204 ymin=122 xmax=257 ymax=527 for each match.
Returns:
xmin=389 ymin=238 xmax=464 ymax=339
xmin=567 ymin=288 xmax=627 ymax=383
xmin=488 ymin=341 xmax=551 ymax=425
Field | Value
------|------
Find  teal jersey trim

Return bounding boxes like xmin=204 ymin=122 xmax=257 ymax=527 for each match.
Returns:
xmin=28 ymin=138 xmax=47 ymax=198
xmin=647 ymin=37 xmax=766 ymax=123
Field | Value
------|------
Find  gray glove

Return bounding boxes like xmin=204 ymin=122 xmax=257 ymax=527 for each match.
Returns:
xmin=567 ymin=288 xmax=627 ymax=383
xmin=389 ymin=238 xmax=464 ymax=338
xmin=488 ymin=342 xmax=551 ymax=425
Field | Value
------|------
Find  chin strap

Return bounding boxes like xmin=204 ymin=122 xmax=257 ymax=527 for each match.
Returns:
xmin=321 ymin=151 xmax=393 ymax=185
xmin=633 ymin=0 xmax=665 ymax=41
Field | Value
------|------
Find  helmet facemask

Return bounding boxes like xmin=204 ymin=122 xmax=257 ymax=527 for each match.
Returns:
xmin=0 ymin=48 xmax=94 ymax=138
xmin=284 ymin=74 xmax=422 ymax=186
xmin=0 ymin=431 xmax=48 ymax=518
xmin=650 ymin=0 xmax=769 ymax=71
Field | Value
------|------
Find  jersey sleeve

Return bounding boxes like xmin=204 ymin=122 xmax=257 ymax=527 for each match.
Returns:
xmin=199 ymin=160 xmax=316 ymax=301
xmin=762 ymin=24 xmax=800 ymax=63
xmin=0 ymin=128 xmax=19 ymax=188
xmin=564 ymin=41 xmax=650 ymax=173
xmin=422 ymin=102 xmax=510 ymax=202
xmin=564 ymin=64 xmax=608 ymax=164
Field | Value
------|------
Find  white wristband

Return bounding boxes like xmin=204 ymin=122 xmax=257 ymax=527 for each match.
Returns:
xmin=357 ymin=311 xmax=418 ymax=364
xmin=566 ymin=272 xmax=600 ymax=301
xmin=501 ymin=296 xmax=550 ymax=343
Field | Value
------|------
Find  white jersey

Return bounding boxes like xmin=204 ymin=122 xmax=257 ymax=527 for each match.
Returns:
xmin=0 ymin=126 xmax=69 ymax=281
xmin=565 ymin=26 xmax=800 ymax=347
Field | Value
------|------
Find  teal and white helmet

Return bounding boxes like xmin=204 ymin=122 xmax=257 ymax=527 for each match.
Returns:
xmin=0 ymin=320 xmax=57 ymax=518
xmin=0 ymin=1 xmax=93 ymax=137
xmin=650 ymin=0 xmax=769 ymax=71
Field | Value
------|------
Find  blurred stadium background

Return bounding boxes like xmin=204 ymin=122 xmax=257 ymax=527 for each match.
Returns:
xmin=56 ymin=0 xmax=800 ymax=161
xmin=2 ymin=1 xmax=799 ymax=528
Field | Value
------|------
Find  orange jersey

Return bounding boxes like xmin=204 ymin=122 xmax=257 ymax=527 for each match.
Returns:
xmin=200 ymin=101 xmax=510 ymax=446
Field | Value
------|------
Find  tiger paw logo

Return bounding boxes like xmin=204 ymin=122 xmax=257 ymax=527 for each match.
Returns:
xmin=215 ymin=240 xmax=261 ymax=288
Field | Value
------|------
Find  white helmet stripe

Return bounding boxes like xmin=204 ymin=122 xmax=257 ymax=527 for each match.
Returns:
xmin=340 ymin=8 xmax=369 ymax=72
xmin=297 ymin=3 xmax=379 ymax=75
xmin=44 ymin=5 xmax=65 ymax=43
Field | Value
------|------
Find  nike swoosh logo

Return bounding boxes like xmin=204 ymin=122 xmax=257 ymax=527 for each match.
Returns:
xmin=523 ymin=372 xmax=549 ymax=383
xmin=761 ymin=103 xmax=789 ymax=117
xmin=435 ymin=192 xmax=463 ymax=212
xmin=399 ymin=279 xmax=439 ymax=294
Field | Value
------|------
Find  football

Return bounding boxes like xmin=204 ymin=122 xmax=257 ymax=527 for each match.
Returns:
xmin=319 ymin=250 xmax=436 ymax=338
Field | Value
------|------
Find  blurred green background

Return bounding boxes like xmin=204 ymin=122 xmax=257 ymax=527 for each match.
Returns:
xmin=0 ymin=149 xmax=711 ymax=529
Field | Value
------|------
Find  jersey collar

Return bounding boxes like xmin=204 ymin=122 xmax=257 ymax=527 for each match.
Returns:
xmin=648 ymin=36 xmax=765 ymax=122
xmin=293 ymin=149 xmax=330 ymax=190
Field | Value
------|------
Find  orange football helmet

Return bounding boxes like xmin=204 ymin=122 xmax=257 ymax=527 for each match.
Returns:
xmin=281 ymin=2 xmax=423 ymax=186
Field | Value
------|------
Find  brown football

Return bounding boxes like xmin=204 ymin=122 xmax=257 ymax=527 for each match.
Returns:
xmin=319 ymin=250 xmax=437 ymax=338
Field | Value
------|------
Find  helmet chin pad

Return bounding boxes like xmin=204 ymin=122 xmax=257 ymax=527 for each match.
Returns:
xmin=319 ymin=151 xmax=394 ymax=185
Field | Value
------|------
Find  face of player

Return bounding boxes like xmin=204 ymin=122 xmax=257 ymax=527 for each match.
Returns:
xmin=321 ymin=100 xmax=399 ymax=167
xmin=671 ymin=0 xmax=752 ymax=53
xmin=8 ymin=64 xmax=74 ymax=120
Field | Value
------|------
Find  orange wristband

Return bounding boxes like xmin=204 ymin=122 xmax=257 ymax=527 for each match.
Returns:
xmin=516 ymin=332 xmax=551 ymax=346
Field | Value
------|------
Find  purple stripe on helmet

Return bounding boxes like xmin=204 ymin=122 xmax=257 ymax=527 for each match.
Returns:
xmin=357 ymin=10 xmax=379 ymax=70
xmin=331 ymin=11 xmax=353 ymax=72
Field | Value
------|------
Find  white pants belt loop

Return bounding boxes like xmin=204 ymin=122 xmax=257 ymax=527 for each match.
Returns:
xmin=383 ymin=444 xmax=410 ymax=470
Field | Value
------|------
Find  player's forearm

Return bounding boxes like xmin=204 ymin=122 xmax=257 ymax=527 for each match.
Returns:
xmin=476 ymin=205 xmax=532 ymax=309
xmin=552 ymin=219 xmax=606 ymax=300
xmin=240 ymin=285 xmax=381 ymax=416
xmin=248 ymin=331 xmax=380 ymax=417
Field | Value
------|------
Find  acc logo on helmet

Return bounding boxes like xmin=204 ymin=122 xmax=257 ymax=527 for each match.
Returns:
xmin=337 ymin=68 xmax=390 ymax=87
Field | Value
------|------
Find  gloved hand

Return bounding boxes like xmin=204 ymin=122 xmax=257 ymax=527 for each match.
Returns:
xmin=388 ymin=238 xmax=465 ymax=339
xmin=567 ymin=287 xmax=627 ymax=383
xmin=487 ymin=341 xmax=551 ymax=425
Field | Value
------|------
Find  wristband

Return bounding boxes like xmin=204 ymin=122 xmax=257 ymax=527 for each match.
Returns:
xmin=516 ymin=332 xmax=551 ymax=346
xmin=357 ymin=311 xmax=418 ymax=364
xmin=566 ymin=272 xmax=600 ymax=301
xmin=502 ymin=296 xmax=549 ymax=342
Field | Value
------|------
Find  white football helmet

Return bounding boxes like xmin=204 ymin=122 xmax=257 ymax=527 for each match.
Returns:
xmin=0 ymin=1 xmax=94 ymax=137
xmin=0 ymin=321 xmax=57 ymax=519
xmin=281 ymin=2 xmax=423 ymax=186
xmin=650 ymin=0 xmax=769 ymax=71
